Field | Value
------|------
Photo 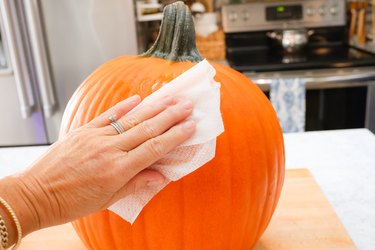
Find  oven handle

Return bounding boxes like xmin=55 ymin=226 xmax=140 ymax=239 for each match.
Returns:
xmin=23 ymin=0 xmax=56 ymax=117
xmin=249 ymin=71 xmax=375 ymax=90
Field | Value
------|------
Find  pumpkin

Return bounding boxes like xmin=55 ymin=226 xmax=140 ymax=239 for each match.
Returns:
xmin=60 ymin=1 xmax=285 ymax=249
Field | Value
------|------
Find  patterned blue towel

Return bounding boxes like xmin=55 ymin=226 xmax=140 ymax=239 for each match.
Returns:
xmin=270 ymin=78 xmax=306 ymax=133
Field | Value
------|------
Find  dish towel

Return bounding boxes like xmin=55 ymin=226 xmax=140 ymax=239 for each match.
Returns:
xmin=108 ymin=59 xmax=225 ymax=224
xmin=270 ymin=78 xmax=306 ymax=133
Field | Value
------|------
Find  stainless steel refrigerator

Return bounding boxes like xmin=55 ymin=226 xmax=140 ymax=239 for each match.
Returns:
xmin=0 ymin=0 xmax=138 ymax=146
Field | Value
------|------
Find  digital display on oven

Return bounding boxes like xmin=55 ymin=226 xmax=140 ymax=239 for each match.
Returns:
xmin=266 ymin=5 xmax=303 ymax=21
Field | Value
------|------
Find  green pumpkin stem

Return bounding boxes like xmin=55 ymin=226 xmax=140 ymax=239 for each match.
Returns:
xmin=142 ymin=1 xmax=203 ymax=62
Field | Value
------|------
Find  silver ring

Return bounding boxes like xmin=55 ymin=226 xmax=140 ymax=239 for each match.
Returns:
xmin=109 ymin=115 xmax=125 ymax=134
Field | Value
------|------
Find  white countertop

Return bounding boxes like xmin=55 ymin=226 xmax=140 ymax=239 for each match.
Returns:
xmin=1 ymin=128 xmax=375 ymax=249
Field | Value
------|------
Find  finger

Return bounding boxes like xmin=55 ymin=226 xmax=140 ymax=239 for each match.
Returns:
xmin=125 ymin=119 xmax=196 ymax=173
xmin=114 ymin=99 xmax=193 ymax=151
xmin=103 ymin=96 xmax=176 ymax=135
xmin=108 ymin=169 xmax=166 ymax=204
xmin=87 ymin=95 xmax=141 ymax=128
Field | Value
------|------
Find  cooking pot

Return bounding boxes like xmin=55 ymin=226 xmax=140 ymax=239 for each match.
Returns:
xmin=267 ymin=28 xmax=315 ymax=53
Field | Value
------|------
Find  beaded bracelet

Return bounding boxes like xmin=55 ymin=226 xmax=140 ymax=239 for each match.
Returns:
xmin=0 ymin=197 xmax=22 ymax=250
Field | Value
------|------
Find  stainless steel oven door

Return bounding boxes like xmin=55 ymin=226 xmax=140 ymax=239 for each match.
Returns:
xmin=245 ymin=67 xmax=375 ymax=132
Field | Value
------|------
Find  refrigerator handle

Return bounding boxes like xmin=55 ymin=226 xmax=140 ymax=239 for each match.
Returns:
xmin=0 ymin=0 xmax=35 ymax=119
xmin=23 ymin=0 xmax=56 ymax=117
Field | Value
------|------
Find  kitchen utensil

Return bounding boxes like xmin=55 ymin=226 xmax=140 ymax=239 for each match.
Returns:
xmin=357 ymin=0 xmax=368 ymax=45
xmin=267 ymin=28 xmax=315 ymax=53
xmin=349 ymin=0 xmax=359 ymax=42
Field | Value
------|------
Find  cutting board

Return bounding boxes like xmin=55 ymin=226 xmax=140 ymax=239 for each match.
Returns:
xmin=19 ymin=169 xmax=356 ymax=249
xmin=253 ymin=169 xmax=356 ymax=250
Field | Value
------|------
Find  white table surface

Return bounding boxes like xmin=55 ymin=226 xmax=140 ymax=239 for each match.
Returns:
xmin=1 ymin=128 xmax=375 ymax=250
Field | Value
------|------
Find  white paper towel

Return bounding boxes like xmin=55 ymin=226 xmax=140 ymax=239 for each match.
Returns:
xmin=108 ymin=59 xmax=224 ymax=223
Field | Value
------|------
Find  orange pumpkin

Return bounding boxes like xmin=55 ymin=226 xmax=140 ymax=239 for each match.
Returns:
xmin=60 ymin=1 xmax=285 ymax=249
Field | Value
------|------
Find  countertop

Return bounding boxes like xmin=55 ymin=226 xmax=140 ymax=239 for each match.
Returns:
xmin=1 ymin=128 xmax=375 ymax=249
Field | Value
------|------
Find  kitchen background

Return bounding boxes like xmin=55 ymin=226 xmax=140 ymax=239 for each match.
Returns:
xmin=0 ymin=0 xmax=375 ymax=146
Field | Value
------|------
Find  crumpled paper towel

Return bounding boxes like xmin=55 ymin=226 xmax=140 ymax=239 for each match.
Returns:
xmin=108 ymin=59 xmax=224 ymax=223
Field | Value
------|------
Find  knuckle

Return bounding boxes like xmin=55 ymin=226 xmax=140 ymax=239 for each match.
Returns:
xmin=99 ymin=141 xmax=113 ymax=153
xmin=121 ymin=116 xmax=139 ymax=129
xmin=147 ymin=137 xmax=165 ymax=158
xmin=154 ymin=99 xmax=170 ymax=109
xmin=139 ymin=121 xmax=157 ymax=138
xmin=66 ymin=129 xmax=85 ymax=144
xmin=92 ymin=140 xmax=113 ymax=156
xmin=166 ymin=106 xmax=180 ymax=117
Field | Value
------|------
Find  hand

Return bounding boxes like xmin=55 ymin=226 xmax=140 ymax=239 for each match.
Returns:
xmin=0 ymin=95 xmax=195 ymax=239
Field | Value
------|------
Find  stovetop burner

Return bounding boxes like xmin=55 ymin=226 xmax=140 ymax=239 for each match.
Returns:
xmin=222 ymin=0 xmax=375 ymax=73
xmin=228 ymin=43 xmax=375 ymax=72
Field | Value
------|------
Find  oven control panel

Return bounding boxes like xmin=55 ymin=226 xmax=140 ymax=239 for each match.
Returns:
xmin=222 ymin=0 xmax=346 ymax=33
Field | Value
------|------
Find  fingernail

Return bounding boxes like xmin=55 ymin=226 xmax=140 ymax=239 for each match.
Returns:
xmin=147 ymin=179 xmax=164 ymax=187
xmin=182 ymin=120 xmax=195 ymax=131
xmin=181 ymin=100 xmax=193 ymax=110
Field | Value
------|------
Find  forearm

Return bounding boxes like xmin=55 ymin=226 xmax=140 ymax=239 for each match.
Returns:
xmin=0 ymin=175 xmax=41 ymax=247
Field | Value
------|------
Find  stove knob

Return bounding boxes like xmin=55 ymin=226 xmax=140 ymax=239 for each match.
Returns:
xmin=330 ymin=5 xmax=338 ymax=16
xmin=306 ymin=7 xmax=315 ymax=16
xmin=229 ymin=11 xmax=238 ymax=22
xmin=319 ymin=5 xmax=326 ymax=16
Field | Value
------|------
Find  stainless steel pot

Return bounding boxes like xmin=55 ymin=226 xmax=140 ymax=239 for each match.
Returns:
xmin=267 ymin=28 xmax=315 ymax=53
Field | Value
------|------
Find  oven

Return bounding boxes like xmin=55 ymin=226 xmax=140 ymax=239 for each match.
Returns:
xmin=222 ymin=0 xmax=375 ymax=132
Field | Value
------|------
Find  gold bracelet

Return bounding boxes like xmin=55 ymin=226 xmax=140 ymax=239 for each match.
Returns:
xmin=0 ymin=214 xmax=8 ymax=249
xmin=0 ymin=197 xmax=22 ymax=250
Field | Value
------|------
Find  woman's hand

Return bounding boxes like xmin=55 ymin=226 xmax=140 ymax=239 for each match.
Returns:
xmin=0 ymin=95 xmax=195 ymax=240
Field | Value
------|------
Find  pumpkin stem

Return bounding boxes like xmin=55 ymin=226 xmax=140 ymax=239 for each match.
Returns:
xmin=142 ymin=1 xmax=203 ymax=62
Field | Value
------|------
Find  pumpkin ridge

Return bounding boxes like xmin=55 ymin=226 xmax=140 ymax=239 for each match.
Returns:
xmin=248 ymin=87 xmax=284 ymax=240
xmin=215 ymin=70 xmax=254 ymax=246
xmin=242 ymin=76 xmax=284 ymax=230
xmin=106 ymin=212 xmax=120 ymax=249
xmin=71 ymin=67 xmax=126 ymax=129
xmin=88 ymin=67 xmax=133 ymax=115
xmin=83 ymin=71 xmax=126 ymax=122
xmin=215 ymin=65 xmax=284 ymax=244
xmin=72 ymin=220 xmax=90 ymax=249
xmin=254 ymin=116 xmax=272 ymax=240
xmin=83 ymin=217 xmax=99 ymax=249
xmin=68 ymin=58 xmax=151 ymax=131
xmin=60 ymin=63 xmax=128 ymax=134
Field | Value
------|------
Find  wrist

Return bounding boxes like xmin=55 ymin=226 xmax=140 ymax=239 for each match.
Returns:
xmin=0 ymin=198 xmax=18 ymax=248
xmin=0 ymin=196 xmax=22 ymax=249
xmin=0 ymin=175 xmax=41 ymax=238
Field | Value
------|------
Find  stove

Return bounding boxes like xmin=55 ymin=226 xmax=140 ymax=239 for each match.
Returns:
xmin=226 ymin=28 xmax=375 ymax=72
xmin=222 ymin=0 xmax=375 ymax=73
xmin=221 ymin=0 xmax=375 ymax=132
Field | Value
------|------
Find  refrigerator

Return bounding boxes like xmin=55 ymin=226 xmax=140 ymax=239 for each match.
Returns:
xmin=0 ymin=0 xmax=138 ymax=146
